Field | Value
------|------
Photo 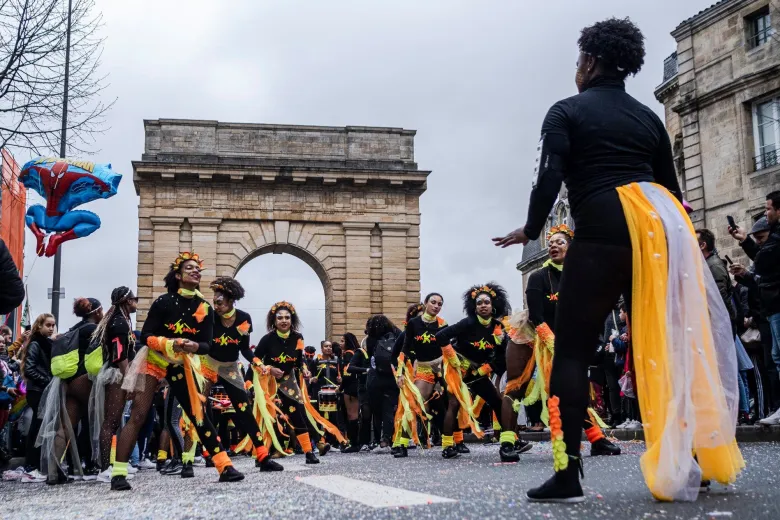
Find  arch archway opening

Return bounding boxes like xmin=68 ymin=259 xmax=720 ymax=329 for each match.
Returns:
xmin=234 ymin=250 xmax=327 ymax=351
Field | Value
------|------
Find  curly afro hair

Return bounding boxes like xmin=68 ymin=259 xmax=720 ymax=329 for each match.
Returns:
xmin=463 ymin=283 xmax=510 ymax=319
xmin=266 ymin=302 xmax=301 ymax=333
xmin=366 ymin=314 xmax=397 ymax=339
xmin=210 ymin=277 xmax=245 ymax=301
xmin=578 ymin=17 xmax=645 ymax=77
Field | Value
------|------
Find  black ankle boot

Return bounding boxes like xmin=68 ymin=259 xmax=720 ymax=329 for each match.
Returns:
xmin=305 ymin=451 xmax=320 ymax=464
xmin=442 ymin=445 xmax=460 ymax=459
xmin=500 ymin=442 xmax=519 ymax=462
xmin=526 ymin=456 xmax=585 ymax=503
xmin=218 ymin=466 xmax=245 ymax=482
xmin=590 ymin=438 xmax=621 ymax=456
xmin=257 ymin=457 xmax=284 ymax=471
xmin=110 ymin=475 xmax=132 ymax=491
xmin=180 ymin=462 xmax=194 ymax=478
xmin=393 ymin=446 xmax=408 ymax=458
xmin=455 ymin=442 xmax=470 ymax=454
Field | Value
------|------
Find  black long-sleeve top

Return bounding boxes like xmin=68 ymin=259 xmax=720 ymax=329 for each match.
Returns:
xmin=435 ymin=316 xmax=505 ymax=372
xmin=106 ymin=312 xmax=134 ymax=365
xmin=401 ymin=316 xmax=447 ymax=363
xmin=346 ymin=347 xmax=370 ymax=387
xmin=739 ymin=224 xmax=780 ymax=317
xmin=210 ymin=309 xmax=254 ymax=363
xmin=0 ymin=239 xmax=25 ymax=315
xmin=524 ymin=77 xmax=682 ymax=240
xmin=141 ymin=292 xmax=213 ymax=360
xmin=525 ymin=264 xmax=560 ymax=328
xmin=254 ymin=331 xmax=304 ymax=376
xmin=313 ymin=356 xmax=340 ymax=386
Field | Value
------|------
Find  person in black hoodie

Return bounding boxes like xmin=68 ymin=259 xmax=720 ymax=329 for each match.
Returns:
xmin=364 ymin=314 xmax=401 ymax=453
xmin=0 ymin=238 xmax=24 ymax=315
xmin=21 ymin=313 xmax=56 ymax=480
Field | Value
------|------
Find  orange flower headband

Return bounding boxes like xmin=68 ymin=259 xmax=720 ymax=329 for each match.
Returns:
xmin=546 ymin=224 xmax=574 ymax=242
xmin=471 ymin=285 xmax=497 ymax=299
xmin=271 ymin=301 xmax=296 ymax=315
xmin=171 ymin=251 xmax=204 ymax=271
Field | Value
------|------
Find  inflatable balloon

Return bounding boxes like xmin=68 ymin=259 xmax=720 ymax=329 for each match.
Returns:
xmin=20 ymin=157 xmax=121 ymax=257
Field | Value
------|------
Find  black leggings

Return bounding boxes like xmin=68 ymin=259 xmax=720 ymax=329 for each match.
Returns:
xmin=278 ymin=392 xmax=313 ymax=435
xmin=25 ymin=389 xmax=43 ymax=470
xmin=116 ymin=365 xmax=226 ymax=465
xmin=443 ymin=376 xmax=501 ymax=436
xmin=366 ymin=371 xmax=398 ymax=444
xmin=219 ymin=376 xmax=264 ymax=450
xmin=552 ymin=238 xmax=632 ymax=457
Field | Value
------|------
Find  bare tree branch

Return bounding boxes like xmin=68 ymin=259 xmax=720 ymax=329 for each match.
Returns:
xmin=0 ymin=0 xmax=114 ymax=196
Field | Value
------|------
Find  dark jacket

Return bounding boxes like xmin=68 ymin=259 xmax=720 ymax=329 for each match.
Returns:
xmin=610 ymin=325 xmax=630 ymax=370
xmin=705 ymin=253 xmax=736 ymax=321
xmin=740 ymin=221 xmax=780 ymax=317
xmin=0 ymin=239 xmax=25 ymax=315
xmin=23 ymin=333 xmax=53 ymax=393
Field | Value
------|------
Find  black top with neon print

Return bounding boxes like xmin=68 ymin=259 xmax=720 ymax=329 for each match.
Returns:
xmin=401 ymin=315 xmax=447 ymax=363
xmin=313 ymin=355 xmax=341 ymax=386
xmin=254 ymin=331 xmax=304 ymax=376
xmin=525 ymin=264 xmax=560 ymax=328
xmin=436 ymin=316 xmax=504 ymax=370
xmin=106 ymin=311 xmax=133 ymax=365
xmin=140 ymin=292 xmax=213 ymax=355
xmin=209 ymin=309 xmax=254 ymax=363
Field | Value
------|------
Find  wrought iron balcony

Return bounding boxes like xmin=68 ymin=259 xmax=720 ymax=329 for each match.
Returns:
xmin=754 ymin=149 xmax=778 ymax=171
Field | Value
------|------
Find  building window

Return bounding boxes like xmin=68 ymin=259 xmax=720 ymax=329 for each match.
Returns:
xmin=753 ymin=97 xmax=779 ymax=171
xmin=746 ymin=7 xmax=772 ymax=49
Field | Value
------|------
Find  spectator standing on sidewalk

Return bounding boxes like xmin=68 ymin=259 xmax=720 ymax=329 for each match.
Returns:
xmin=729 ymin=191 xmax=780 ymax=425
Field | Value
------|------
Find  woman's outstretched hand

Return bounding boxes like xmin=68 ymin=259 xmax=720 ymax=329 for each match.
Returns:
xmin=492 ymin=227 xmax=530 ymax=248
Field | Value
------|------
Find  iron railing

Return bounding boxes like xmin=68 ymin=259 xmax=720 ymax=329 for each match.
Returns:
xmin=754 ymin=149 xmax=778 ymax=171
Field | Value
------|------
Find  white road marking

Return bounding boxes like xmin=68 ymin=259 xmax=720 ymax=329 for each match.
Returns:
xmin=296 ymin=475 xmax=456 ymax=508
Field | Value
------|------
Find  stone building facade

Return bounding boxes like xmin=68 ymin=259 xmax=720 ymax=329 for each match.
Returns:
xmin=134 ymin=120 xmax=429 ymax=338
xmin=655 ymin=0 xmax=780 ymax=261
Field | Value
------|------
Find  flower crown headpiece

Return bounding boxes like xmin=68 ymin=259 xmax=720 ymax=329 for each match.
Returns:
xmin=210 ymin=282 xmax=225 ymax=292
xmin=271 ymin=301 xmax=296 ymax=315
xmin=546 ymin=224 xmax=574 ymax=241
xmin=471 ymin=285 xmax=497 ymax=299
xmin=171 ymin=251 xmax=204 ymax=271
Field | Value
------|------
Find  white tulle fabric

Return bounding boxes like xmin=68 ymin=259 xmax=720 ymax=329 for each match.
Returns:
xmin=641 ymin=182 xmax=739 ymax=501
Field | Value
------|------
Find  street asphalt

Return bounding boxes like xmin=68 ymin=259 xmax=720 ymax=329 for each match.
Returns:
xmin=2 ymin=440 xmax=779 ymax=519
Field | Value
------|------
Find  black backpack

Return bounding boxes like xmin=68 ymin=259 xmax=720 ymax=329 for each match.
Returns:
xmin=372 ymin=331 xmax=397 ymax=374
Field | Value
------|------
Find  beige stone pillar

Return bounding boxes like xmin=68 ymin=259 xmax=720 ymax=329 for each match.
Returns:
xmin=189 ymin=217 xmax=222 ymax=302
xmin=142 ymin=216 xmax=184 ymax=327
xmin=379 ymin=223 xmax=410 ymax=326
xmin=343 ymin=222 xmax=374 ymax=334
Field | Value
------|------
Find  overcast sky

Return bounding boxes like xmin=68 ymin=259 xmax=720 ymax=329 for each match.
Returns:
xmin=19 ymin=0 xmax=713 ymax=346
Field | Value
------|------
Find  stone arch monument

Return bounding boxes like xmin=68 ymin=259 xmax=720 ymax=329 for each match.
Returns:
xmin=134 ymin=119 xmax=430 ymax=339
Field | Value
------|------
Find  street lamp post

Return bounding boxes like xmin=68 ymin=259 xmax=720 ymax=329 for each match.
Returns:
xmin=51 ymin=0 xmax=73 ymax=322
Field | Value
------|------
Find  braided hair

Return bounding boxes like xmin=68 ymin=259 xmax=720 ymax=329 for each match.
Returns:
xmin=91 ymin=287 xmax=136 ymax=355
xmin=463 ymin=282 xmax=511 ymax=319
xmin=210 ymin=277 xmax=245 ymax=301
xmin=578 ymin=17 xmax=645 ymax=78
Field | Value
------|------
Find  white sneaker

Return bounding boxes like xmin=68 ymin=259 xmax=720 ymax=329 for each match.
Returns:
xmin=136 ymin=458 xmax=156 ymax=470
xmin=626 ymin=420 xmax=643 ymax=431
xmin=97 ymin=468 xmax=112 ymax=483
xmin=127 ymin=464 xmax=138 ymax=474
xmin=759 ymin=407 xmax=780 ymax=425
xmin=616 ymin=419 xmax=630 ymax=429
xmin=3 ymin=467 xmax=26 ymax=481
xmin=21 ymin=470 xmax=46 ymax=483
xmin=193 ymin=456 xmax=205 ymax=466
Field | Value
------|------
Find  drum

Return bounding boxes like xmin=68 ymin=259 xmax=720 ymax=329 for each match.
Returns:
xmin=318 ymin=386 xmax=338 ymax=413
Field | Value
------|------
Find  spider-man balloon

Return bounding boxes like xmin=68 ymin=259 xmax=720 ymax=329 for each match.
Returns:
xmin=20 ymin=157 xmax=122 ymax=257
